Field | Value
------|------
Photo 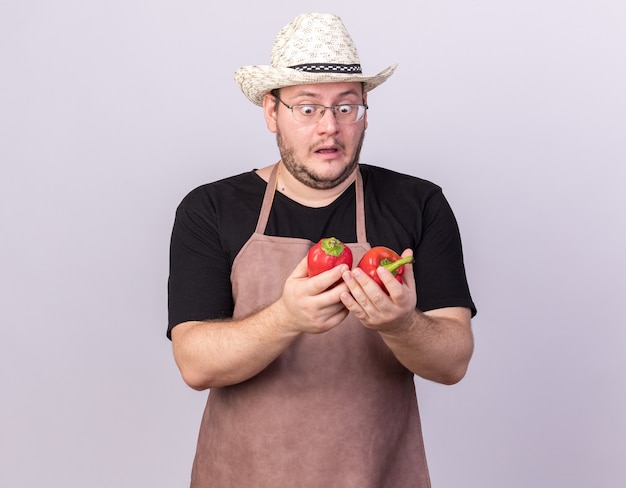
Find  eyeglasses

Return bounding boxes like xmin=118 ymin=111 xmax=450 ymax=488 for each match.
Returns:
xmin=273 ymin=94 xmax=368 ymax=124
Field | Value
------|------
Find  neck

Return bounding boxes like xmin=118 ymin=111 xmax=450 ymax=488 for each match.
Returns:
xmin=276 ymin=161 xmax=357 ymax=208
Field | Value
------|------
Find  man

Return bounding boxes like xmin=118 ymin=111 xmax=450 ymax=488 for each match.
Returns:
xmin=168 ymin=12 xmax=476 ymax=487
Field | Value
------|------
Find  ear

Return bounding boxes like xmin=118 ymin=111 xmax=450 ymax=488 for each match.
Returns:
xmin=262 ymin=93 xmax=278 ymax=133
xmin=363 ymin=92 xmax=368 ymax=130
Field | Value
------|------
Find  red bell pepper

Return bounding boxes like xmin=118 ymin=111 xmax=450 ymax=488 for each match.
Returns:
xmin=357 ymin=246 xmax=415 ymax=289
xmin=307 ymin=237 xmax=353 ymax=278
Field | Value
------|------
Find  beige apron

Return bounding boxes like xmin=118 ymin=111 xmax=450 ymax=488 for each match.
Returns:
xmin=190 ymin=164 xmax=430 ymax=487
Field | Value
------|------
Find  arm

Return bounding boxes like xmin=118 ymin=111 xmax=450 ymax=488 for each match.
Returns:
xmin=340 ymin=249 xmax=474 ymax=385
xmin=171 ymin=258 xmax=352 ymax=390
xmin=377 ymin=306 xmax=473 ymax=385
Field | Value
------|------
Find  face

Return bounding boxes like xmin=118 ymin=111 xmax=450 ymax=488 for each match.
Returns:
xmin=263 ymin=82 xmax=367 ymax=190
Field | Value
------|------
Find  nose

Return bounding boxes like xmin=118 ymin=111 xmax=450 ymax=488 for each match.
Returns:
xmin=317 ymin=107 xmax=340 ymax=133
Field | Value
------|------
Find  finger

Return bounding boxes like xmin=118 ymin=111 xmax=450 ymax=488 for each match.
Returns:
xmin=339 ymin=271 xmax=366 ymax=309
xmin=345 ymin=268 xmax=387 ymax=311
xmin=339 ymin=291 xmax=365 ymax=319
xmin=376 ymin=265 xmax=403 ymax=294
xmin=399 ymin=248 xmax=415 ymax=283
xmin=310 ymin=264 xmax=351 ymax=295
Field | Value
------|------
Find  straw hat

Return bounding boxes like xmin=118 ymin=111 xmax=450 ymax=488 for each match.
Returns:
xmin=234 ymin=12 xmax=397 ymax=106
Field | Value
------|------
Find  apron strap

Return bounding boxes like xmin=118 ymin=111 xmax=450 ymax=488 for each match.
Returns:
xmin=256 ymin=162 xmax=368 ymax=244
xmin=355 ymin=169 xmax=367 ymax=244
xmin=255 ymin=163 xmax=279 ymax=234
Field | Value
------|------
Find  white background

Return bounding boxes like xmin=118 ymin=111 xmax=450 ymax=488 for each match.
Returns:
xmin=2 ymin=1 xmax=624 ymax=487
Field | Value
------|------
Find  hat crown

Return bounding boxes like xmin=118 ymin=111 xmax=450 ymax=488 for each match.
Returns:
xmin=234 ymin=12 xmax=396 ymax=106
xmin=270 ymin=13 xmax=361 ymax=69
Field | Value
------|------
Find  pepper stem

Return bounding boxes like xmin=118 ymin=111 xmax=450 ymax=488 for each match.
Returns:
xmin=320 ymin=237 xmax=345 ymax=257
xmin=382 ymin=256 xmax=415 ymax=275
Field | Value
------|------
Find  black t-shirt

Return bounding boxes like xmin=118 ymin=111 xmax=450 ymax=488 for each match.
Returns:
xmin=168 ymin=164 xmax=476 ymax=337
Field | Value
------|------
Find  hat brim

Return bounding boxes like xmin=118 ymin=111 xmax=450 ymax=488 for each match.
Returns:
xmin=234 ymin=63 xmax=398 ymax=106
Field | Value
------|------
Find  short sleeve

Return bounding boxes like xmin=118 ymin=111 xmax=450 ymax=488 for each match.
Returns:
xmin=167 ymin=195 xmax=235 ymax=339
xmin=413 ymin=189 xmax=476 ymax=316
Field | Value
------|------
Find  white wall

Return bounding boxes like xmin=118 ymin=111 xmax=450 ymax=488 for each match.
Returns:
xmin=2 ymin=1 xmax=624 ymax=487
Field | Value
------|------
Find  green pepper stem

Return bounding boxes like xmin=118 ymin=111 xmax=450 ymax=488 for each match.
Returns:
xmin=320 ymin=237 xmax=345 ymax=257
xmin=382 ymin=256 xmax=415 ymax=275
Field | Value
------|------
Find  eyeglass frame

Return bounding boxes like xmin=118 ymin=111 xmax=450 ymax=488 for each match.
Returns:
xmin=270 ymin=90 xmax=368 ymax=124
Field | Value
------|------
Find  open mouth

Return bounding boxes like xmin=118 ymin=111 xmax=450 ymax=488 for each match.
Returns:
xmin=314 ymin=144 xmax=341 ymax=155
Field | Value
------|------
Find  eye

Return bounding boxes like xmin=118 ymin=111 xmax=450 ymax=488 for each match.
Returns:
xmin=297 ymin=105 xmax=319 ymax=116
xmin=336 ymin=105 xmax=354 ymax=115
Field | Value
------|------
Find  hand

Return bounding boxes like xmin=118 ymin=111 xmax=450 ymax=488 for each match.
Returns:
xmin=277 ymin=256 xmax=351 ymax=335
xmin=340 ymin=249 xmax=418 ymax=332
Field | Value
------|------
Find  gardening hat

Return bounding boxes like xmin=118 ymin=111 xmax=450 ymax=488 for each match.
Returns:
xmin=234 ymin=12 xmax=397 ymax=106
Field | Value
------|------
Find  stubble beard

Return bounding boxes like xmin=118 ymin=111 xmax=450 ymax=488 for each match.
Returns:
xmin=276 ymin=129 xmax=365 ymax=190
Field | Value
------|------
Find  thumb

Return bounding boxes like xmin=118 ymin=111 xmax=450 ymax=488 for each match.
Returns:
xmin=400 ymin=248 xmax=415 ymax=283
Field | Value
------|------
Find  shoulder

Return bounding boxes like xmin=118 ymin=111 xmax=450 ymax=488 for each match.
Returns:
xmin=360 ymin=164 xmax=441 ymax=193
xmin=177 ymin=170 xmax=265 ymax=213
xmin=360 ymin=164 xmax=451 ymax=248
xmin=171 ymin=170 xmax=266 ymax=265
xmin=359 ymin=164 xmax=443 ymax=208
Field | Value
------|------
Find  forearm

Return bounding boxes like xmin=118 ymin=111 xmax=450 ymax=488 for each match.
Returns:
xmin=171 ymin=301 xmax=300 ymax=390
xmin=171 ymin=258 xmax=353 ymax=390
xmin=378 ymin=307 xmax=474 ymax=385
